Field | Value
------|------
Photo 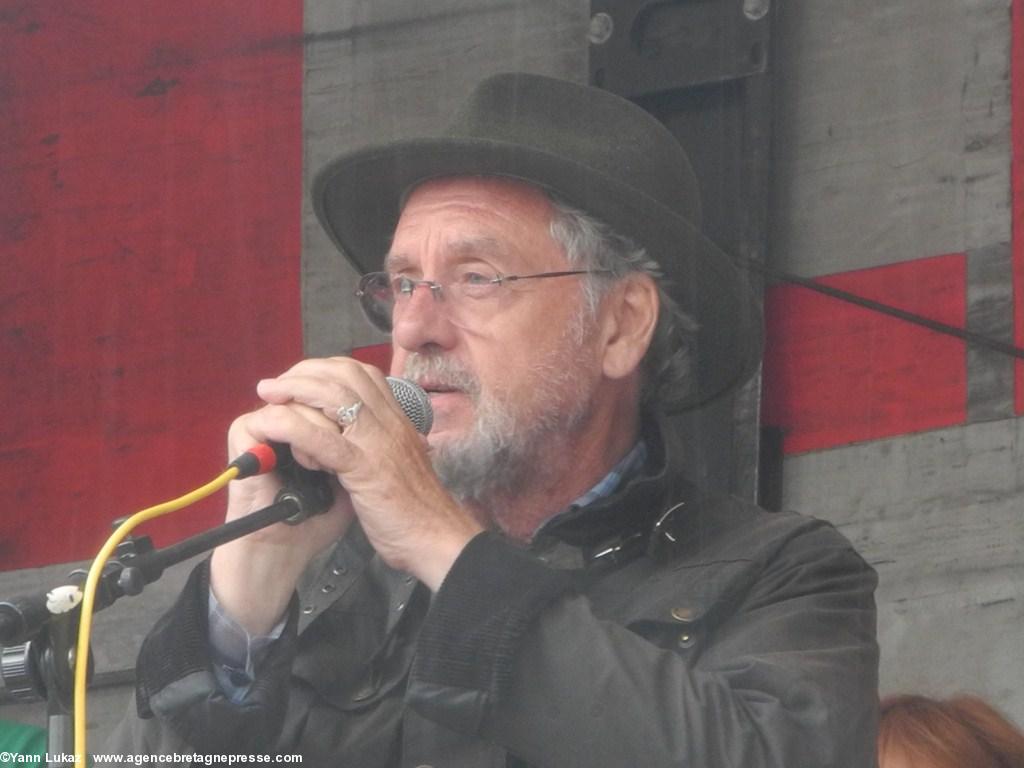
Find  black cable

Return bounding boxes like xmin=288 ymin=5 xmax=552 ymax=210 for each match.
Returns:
xmin=740 ymin=257 xmax=1024 ymax=361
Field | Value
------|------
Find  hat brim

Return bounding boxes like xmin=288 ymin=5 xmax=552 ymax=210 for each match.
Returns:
xmin=312 ymin=137 xmax=762 ymax=410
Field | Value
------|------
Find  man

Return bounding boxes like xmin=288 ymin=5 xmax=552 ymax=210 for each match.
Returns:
xmin=112 ymin=73 xmax=878 ymax=766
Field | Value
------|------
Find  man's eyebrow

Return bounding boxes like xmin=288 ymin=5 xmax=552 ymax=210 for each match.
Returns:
xmin=447 ymin=236 xmax=509 ymax=260
xmin=384 ymin=236 xmax=511 ymax=271
xmin=383 ymin=252 xmax=412 ymax=272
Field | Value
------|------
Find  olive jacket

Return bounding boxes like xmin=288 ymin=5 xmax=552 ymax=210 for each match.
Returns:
xmin=109 ymin=417 xmax=879 ymax=767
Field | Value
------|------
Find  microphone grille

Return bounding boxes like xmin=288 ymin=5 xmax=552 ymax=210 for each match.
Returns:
xmin=386 ymin=376 xmax=434 ymax=435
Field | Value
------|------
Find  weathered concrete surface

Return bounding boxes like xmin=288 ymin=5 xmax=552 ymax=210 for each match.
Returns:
xmin=771 ymin=0 xmax=1021 ymax=727
xmin=781 ymin=417 xmax=1024 ymax=721
xmin=772 ymin=0 xmax=1012 ymax=275
xmin=967 ymin=241 xmax=1015 ymax=423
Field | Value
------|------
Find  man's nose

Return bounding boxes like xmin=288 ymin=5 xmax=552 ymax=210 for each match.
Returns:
xmin=390 ymin=281 xmax=459 ymax=352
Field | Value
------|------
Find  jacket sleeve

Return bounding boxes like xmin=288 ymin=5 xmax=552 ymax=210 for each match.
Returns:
xmin=105 ymin=558 xmax=301 ymax=758
xmin=405 ymin=518 xmax=879 ymax=768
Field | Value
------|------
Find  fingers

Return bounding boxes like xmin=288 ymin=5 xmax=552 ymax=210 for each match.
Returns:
xmin=260 ymin=357 xmax=393 ymax=410
xmin=257 ymin=374 xmax=362 ymax=431
xmin=240 ymin=402 xmax=360 ymax=473
xmin=229 ymin=398 xmax=332 ymax=458
xmin=237 ymin=357 xmax=413 ymax=477
xmin=256 ymin=357 xmax=414 ymax=440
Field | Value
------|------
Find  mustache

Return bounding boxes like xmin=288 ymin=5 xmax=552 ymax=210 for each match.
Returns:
xmin=401 ymin=353 xmax=481 ymax=397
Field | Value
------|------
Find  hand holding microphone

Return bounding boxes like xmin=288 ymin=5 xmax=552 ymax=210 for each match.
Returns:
xmin=214 ymin=357 xmax=479 ymax=634
xmin=231 ymin=376 xmax=433 ymax=522
xmin=213 ymin=359 xmax=434 ymax=634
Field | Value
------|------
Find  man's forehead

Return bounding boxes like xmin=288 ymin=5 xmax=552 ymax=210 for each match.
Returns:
xmin=386 ymin=177 xmax=566 ymax=271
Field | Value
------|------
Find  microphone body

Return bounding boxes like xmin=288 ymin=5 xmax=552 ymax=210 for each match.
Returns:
xmin=386 ymin=376 xmax=433 ymax=435
xmin=230 ymin=377 xmax=433 ymax=522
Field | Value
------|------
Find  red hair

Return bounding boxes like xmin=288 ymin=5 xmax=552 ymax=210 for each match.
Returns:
xmin=878 ymin=694 xmax=1024 ymax=768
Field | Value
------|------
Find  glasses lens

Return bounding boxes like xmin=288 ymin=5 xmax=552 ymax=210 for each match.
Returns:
xmin=357 ymin=272 xmax=394 ymax=332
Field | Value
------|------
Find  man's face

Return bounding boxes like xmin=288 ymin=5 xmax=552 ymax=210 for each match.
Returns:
xmin=386 ymin=176 xmax=602 ymax=501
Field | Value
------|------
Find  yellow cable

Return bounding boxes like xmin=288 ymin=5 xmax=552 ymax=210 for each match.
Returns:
xmin=73 ymin=466 xmax=239 ymax=765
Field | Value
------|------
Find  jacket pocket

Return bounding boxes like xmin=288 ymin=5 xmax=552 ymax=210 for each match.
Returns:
xmin=614 ymin=557 xmax=757 ymax=660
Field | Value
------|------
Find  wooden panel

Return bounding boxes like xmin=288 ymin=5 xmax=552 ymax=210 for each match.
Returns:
xmin=781 ymin=418 xmax=1024 ymax=723
xmin=0 ymin=1 xmax=304 ymax=570
xmin=762 ymin=254 xmax=967 ymax=454
xmin=772 ymin=0 xmax=1011 ymax=277
xmin=967 ymin=242 xmax=1015 ymax=422
xmin=773 ymin=0 xmax=1022 ymax=730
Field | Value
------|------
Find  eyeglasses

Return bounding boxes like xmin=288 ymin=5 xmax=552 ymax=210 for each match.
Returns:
xmin=355 ymin=268 xmax=612 ymax=332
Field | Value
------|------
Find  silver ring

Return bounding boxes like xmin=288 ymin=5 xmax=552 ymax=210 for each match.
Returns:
xmin=335 ymin=400 xmax=363 ymax=428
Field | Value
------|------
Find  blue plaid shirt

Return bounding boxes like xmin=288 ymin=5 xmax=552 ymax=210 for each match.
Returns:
xmin=566 ymin=440 xmax=647 ymax=511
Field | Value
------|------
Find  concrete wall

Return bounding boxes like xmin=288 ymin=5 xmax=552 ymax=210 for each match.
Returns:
xmin=772 ymin=0 xmax=1022 ymax=722
xmin=783 ymin=419 xmax=1023 ymax=713
xmin=773 ymin=0 xmax=1011 ymax=276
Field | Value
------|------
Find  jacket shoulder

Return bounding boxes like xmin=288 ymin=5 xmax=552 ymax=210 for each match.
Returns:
xmin=649 ymin=488 xmax=867 ymax=570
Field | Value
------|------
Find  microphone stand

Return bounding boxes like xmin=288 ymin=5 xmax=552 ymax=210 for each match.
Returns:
xmin=0 ymin=495 xmax=305 ymax=766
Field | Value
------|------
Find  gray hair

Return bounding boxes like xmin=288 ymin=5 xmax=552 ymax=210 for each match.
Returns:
xmin=547 ymin=196 xmax=698 ymax=411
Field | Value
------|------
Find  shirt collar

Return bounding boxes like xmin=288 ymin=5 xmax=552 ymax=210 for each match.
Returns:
xmin=568 ymin=440 xmax=648 ymax=509
xmin=532 ymin=440 xmax=648 ymax=539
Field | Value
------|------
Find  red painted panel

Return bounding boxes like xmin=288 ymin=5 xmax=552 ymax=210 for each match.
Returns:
xmin=762 ymin=254 xmax=968 ymax=454
xmin=352 ymin=343 xmax=393 ymax=373
xmin=1014 ymin=0 xmax=1024 ymax=412
xmin=0 ymin=2 xmax=303 ymax=569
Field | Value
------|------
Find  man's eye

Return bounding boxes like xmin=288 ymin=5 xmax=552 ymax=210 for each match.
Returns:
xmin=460 ymin=272 xmax=494 ymax=286
xmin=392 ymin=276 xmax=416 ymax=295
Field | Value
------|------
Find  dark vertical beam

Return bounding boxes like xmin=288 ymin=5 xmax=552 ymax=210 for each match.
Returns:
xmin=757 ymin=425 xmax=785 ymax=511
xmin=588 ymin=0 xmax=772 ymax=499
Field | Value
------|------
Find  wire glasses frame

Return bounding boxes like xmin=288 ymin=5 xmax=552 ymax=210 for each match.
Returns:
xmin=355 ymin=269 xmax=613 ymax=332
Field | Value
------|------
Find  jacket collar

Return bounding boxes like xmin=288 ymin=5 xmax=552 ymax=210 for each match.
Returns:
xmin=531 ymin=412 xmax=702 ymax=562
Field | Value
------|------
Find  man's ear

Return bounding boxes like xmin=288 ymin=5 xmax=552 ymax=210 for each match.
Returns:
xmin=598 ymin=273 xmax=659 ymax=380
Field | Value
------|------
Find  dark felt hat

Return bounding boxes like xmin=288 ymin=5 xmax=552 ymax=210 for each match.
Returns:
xmin=312 ymin=72 xmax=762 ymax=409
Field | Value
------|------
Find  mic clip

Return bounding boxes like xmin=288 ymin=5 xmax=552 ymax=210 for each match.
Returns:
xmin=270 ymin=444 xmax=335 ymax=524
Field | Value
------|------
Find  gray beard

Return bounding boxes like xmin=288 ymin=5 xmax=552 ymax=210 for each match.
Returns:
xmin=402 ymin=348 xmax=589 ymax=506
xmin=432 ymin=392 xmax=526 ymax=503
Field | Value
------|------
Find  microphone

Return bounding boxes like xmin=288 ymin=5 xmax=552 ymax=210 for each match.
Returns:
xmin=229 ymin=377 xmax=433 ymax=522
xmin=383 ymin=376 xmax=434 ymax=435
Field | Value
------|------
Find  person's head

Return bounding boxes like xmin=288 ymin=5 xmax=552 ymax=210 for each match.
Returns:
xmin=878 ymin=694 xmax=1024 ymax=768
xmin=312 ymin=73 xmax=761 ymax=508
xmin=382 ymin=175 xmax=663 ymax=506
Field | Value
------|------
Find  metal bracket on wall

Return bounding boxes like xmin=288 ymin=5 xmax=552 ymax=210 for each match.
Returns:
xmin=589 ymin=0 xmax=771 ymax=97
